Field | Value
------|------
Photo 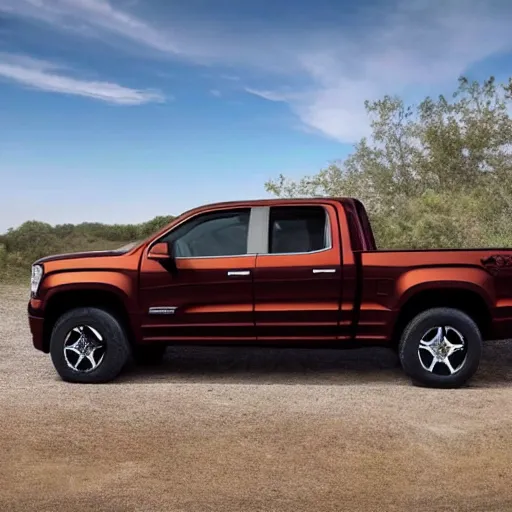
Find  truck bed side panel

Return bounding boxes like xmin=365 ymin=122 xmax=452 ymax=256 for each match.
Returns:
xmin=359 ymin=250 xmax=511 ymax=342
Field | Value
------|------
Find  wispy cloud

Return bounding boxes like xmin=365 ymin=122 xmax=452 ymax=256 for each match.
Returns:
xmin=0 ymin=0 xmax=180 ymax=55
xmin=209 ymin=89 xmax=221 ymax=97
xmin=244 ymin=0 xmax=512 ymax=141
xmin=0 ymin=52 xmax=164 ymax=104
xmin=0 ymin=0 xmax=299 ymax=69
xmin=2 ymin=0 xmax=512 ymax=140
xmin=245 ymin=88 xmax=287 ymax=102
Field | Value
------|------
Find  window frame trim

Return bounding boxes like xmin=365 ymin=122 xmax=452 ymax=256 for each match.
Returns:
xmin=258 ymin=205 xmax=333 ymax=256
xmin=147 ymin=204 xmax=334 ymax=259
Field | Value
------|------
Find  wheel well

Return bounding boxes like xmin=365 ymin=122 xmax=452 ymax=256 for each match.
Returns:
xmin=42 ymin=290 xmax=134 ymax=352
xmin=391 ymin=289 xmax=491 ymax=346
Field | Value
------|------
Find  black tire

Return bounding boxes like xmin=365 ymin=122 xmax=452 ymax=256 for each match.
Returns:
xmin=398 ymin=307 xmax=482 ymax=389
xmin=132 ymin=343 xmax=167 ymax=366
xmin=50 ymin=307 xmax=130 ymax=383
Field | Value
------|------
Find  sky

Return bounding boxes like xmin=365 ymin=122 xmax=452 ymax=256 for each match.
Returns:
xmin=1 ymin=0 xmax=512 ymax=233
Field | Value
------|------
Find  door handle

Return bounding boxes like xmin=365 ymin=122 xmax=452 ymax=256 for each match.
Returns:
xmin=312 ymin=268 xmax=336 ymax=274
xmin=227 ymin=270 xmax=251 ymax=276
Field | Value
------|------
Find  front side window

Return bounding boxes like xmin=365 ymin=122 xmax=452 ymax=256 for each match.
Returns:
xmin=162 ymin=209 xmax=250 ymax=257
xmin=269 ymin=206 xmax=329 ymax=254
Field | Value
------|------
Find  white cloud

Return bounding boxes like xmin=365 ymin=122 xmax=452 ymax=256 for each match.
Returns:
xmin=209 ymin=89 xmax=221 ymax=97
xmin=0 ymin=0 xmax=296 ymax=71
xmin=2 ymin=0 xmax=512 ymax=140
xmin=0 ymin=52 xmax=164 ymax=104
xmin=0 ymin=0 xmax=180 ymax=54
xmin=245 ymin=88 xmax=288 ymax=102
xmin=243 ymin=0 xmax=512 ymax=142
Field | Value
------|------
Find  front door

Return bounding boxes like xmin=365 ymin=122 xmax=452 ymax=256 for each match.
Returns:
xmin=254 ymin=205 xmax=343 ymax=340
xmin=139 ymin=208 xmax=256 ymax=342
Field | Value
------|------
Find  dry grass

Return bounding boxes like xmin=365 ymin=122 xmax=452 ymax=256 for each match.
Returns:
xmin=1 ymin=284 xmax=512 ymax=511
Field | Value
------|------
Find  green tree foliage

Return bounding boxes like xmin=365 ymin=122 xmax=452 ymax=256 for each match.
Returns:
xmin=0 ymin=215 xmax=174 ymax=282
xmin=266 ymin=76 xmax=512 ymax=249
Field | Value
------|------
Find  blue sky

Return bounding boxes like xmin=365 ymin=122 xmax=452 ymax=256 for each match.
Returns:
xmin=1 ymin=0 xmax=512 ymax=233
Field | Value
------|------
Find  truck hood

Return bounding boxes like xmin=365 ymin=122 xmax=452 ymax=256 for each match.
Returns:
xmin=34 ymin=247 xmax=133 ymax=265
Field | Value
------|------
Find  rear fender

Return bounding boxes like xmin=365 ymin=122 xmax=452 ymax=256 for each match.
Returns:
xmin=396 ymin=267 xmax=495 ymax=310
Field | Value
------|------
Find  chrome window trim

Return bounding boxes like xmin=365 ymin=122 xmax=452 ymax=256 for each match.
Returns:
xmin=264 ymin=246 xmax=333 ymax=257
xmin=147 ymin=204 xmax=334 ymax=260
xmin=174 ymin=253 xmax=256 ymax=260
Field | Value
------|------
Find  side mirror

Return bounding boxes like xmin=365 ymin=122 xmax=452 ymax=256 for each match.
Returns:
xmin=148 ymin=241 xmax=172 ymax=260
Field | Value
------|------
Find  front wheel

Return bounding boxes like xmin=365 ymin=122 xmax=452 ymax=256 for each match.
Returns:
xmin=399 ymin=308 xmax=482 ymax=388
xmin=50 ymin=307 xmax=130 ymax=383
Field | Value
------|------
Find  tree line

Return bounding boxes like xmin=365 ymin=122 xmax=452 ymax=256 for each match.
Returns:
xmin=0 ymin=216 xmax=174 ymax=282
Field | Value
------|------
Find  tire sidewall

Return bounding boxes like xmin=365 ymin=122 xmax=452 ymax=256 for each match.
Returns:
xmin=399 ymin=308 xmax=482 ymax=388
xmin=50 ymin=307 xmax=129 ymax=383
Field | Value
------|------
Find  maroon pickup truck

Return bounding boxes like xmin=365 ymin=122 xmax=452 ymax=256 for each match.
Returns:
xmin=28 ymin=197 xmax=512 ymax=388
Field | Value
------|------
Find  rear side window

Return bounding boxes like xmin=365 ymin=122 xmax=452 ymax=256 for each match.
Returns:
xmin=268 ymin=206 xmax=329 ymax=254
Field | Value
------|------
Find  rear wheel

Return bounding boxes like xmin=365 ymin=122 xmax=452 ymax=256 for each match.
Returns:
xmin=399 ymin=307 xmax=482 ymax=388
xmin=50 ymin=307 xmax=130 ymax=383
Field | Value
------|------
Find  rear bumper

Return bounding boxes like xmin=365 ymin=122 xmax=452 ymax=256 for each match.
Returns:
xmin=28 ymin=301 xmax=46 ymax=352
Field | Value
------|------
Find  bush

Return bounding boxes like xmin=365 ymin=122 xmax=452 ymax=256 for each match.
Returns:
xmin=0 ymin=215 xmax=174 ymax=283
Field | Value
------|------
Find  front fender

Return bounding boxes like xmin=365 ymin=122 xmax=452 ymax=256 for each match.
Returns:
xmin=39 ymin=270 xmax=138 ymax=312
xmin=395 ymin=267 xmax=495 ymax=310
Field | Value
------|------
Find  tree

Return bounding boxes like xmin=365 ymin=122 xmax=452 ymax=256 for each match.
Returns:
xmin=265 ymin=76 xmax=512 ymax=249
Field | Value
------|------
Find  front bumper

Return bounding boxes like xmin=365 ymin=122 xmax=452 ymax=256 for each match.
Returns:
xmin=28 ymin=300 xmax=46 ymax=352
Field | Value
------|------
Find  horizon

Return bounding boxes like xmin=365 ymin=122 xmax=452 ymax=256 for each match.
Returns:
xmin=1 ymin=0 xmax=512 ymax=232
xmin=0 ymin=212 xmax=176 ymax=234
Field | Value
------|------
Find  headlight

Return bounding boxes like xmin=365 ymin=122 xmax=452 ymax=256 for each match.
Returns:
xmin=30 ymin=264 xmax=43 ymax=297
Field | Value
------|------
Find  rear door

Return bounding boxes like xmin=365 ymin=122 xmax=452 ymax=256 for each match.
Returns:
xmin=253 ymin=204 xmax=343 ymax=340
xmin=139 ymin=207 xmax=256 ymax=342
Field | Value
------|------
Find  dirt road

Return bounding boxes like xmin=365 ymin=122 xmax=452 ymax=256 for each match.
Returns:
xmin=1 ymin=284 xmax=512 ymax=512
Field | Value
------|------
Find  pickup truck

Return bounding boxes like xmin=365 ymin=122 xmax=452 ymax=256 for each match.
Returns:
xmin=27 ymin=197 xmax=512 ymax=388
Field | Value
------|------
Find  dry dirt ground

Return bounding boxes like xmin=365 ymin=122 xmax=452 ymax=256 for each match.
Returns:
xmin=1 ymin=284 xmax=512 ymax=512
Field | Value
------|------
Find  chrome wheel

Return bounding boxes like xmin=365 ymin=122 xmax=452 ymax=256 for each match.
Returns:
xmin=418 ymin=326 xmax=467 ymax=376
xmin=63 ymin=325 xmax=106 ymax=373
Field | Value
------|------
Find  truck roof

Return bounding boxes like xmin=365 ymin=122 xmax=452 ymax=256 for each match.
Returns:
xmin=185 ymin=197 xmax=358 ymax=211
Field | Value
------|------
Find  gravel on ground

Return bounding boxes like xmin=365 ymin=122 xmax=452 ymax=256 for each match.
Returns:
xmin=1 ymin=283 xmax=511 ymax=512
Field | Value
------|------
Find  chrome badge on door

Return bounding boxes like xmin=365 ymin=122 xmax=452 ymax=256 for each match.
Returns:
xmin=148 ymin=307 xmax=178 ymax=315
